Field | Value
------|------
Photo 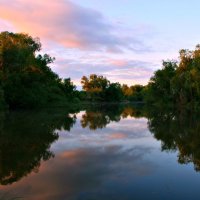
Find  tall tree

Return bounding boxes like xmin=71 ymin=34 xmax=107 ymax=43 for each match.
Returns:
xmin=81 ymin=74 xmax=110 ymax=101
xmin=145 ymin=61 xmax=177 ymax=105
xmin=0 ymin=31 xmax=76 ymax=108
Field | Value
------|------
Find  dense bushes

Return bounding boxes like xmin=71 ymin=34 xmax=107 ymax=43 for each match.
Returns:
xmin=0 ymin=31 xmax=77 ymax=109
xmin=145 ymin=45 xmax=200 ymax=109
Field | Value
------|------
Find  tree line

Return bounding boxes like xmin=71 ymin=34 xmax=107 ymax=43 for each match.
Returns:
xmin=1 ymin=31 xmax=200 ymax=109
xmin=80 ymin=74 xmax=144 ymax=102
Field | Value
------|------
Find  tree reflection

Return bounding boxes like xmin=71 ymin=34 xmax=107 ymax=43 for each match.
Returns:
xmin=147 ymin=107 xmax=200 ymax=172
xmin=81 ymin=104 xmax=144 ymax=130
xmin=81 ymin=111 xmax=110 ymax=130
xmin=81 ymin=104 xmax=200 ymax=172
xmin=0 ymin=109 xmax=76 ymax=185
xmin=121 ymin=106 xmax=144 ymax=119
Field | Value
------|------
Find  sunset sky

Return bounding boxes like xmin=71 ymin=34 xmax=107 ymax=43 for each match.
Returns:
xmin=0 ymin=0 xmax=200 ymax=87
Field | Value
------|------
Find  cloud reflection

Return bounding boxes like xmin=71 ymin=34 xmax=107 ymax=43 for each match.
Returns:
xmin=1 ymin=145 xmax=154 ymax=200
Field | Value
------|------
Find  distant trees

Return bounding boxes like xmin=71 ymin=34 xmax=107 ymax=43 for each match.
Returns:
xmin=122 ymin=84 xmax=144 ymax=101
xmin=81 ymin=74 xmax=145 ymax=102
xmin=81 ymin=74 xmax=109 ymax=92
xmin=105 ymin=82 xmax=123 ymax=101
xmin=81 ymin=74 xmax=110 ymax=101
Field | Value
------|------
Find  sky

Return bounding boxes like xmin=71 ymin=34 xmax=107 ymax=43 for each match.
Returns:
xmin=0 ymin=0 xmax=200 ymax=87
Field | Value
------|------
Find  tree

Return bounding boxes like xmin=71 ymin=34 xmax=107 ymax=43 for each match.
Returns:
xmin=0 ymin=32 xmax=41 ymax=73
xmin=145 ymin=61 xmax=177 ymax=105
xmin=121 ymin=84 xmax=145 ymax=101
xmin=122 ymin=84 xmax=131 ymax=97
xmin=105 ymin=82 xmax=123 ymax=101
xmin=60 ymin=78 xmax=77 ymax=99
xmin=0 ymin=31 xmax=76 ymax=108
xmin=171 ymin=46 xmax=200 ymax=107
xmin=144 ymin=45 xmax=200 ymax=109
xmin=81 ymin=74 xmax=110 ymax=101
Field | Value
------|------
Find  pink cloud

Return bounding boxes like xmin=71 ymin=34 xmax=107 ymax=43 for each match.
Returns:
xmin=0 ymin=19 xmax=15 ymax=32
xmin=51 ymin=57 xmax=155 ymax=86
xmin=0 ymin=0 xmax=147 ymax=52
xmin=109 ymin=59 xmax=128 ymax=67
xmin=0 ymin=0 xmax=158 ymax=86
xmin=0 ymin=0 xmax=82 ymax=46
xmin=107 ymin=133 xmax=127 ymax=140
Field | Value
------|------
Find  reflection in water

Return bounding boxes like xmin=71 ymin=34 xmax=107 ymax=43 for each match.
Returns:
xmin=81 ymin=104 xmax=144 ymax=130
xmin=1 ymin=105 xmax=200 ymax=199
xmin=81 ymin=111 xmax=111 ymax=130
xmin=81 ymin=105 xmax=123 ymax=130
xmin=0 ymin=109 xmax=76 ymax=185
xmin=80 ymin=105 xmax=200 ymax=172
xmin=5 ymin=145 xmax=154 ymax=200
xmin=147 ymin=108 xmax=200 ymax=171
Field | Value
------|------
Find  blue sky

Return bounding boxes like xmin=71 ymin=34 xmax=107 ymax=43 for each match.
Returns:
xmin=0 ymin=0 xmax=200 ymax=87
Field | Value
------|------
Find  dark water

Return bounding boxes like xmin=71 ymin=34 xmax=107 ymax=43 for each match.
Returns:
xmin=0 ymin=105 xmax=200 ymax=200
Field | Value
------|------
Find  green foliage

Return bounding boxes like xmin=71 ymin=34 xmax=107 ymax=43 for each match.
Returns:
xmin=3 ymin=32 xmax=200 ymax=109
xmin=145 ymin=45 xmax=200 ymax=109
xmin=105 ymin=82 xmax=123 ymax=101
xmin=145 ymin=61 xmax=177 ymax=105
xmin=122 ymin=84 xmax=145 ymax=101
xmin=59 ymin=78 xmax=77 ymax=100
xmin=81 ymin=74 xmax=110 ymax=101
xmin=0 ymin=87 xmax=6 ymax=110
xmin=0 ymin=31 xmax=79 ymax=109
xmin=172 ymin=46 xmax=200 ymax=107
xmin=81 ymin=74 xmax=145 ymax=102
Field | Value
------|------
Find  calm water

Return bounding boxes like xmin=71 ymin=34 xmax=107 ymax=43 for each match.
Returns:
xmin=0 ymin=105 xmax=200 ymax=200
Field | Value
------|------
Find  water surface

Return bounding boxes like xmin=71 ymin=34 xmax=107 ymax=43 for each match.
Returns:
xmin=0 ymin=105 xmax=200 ymax=200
